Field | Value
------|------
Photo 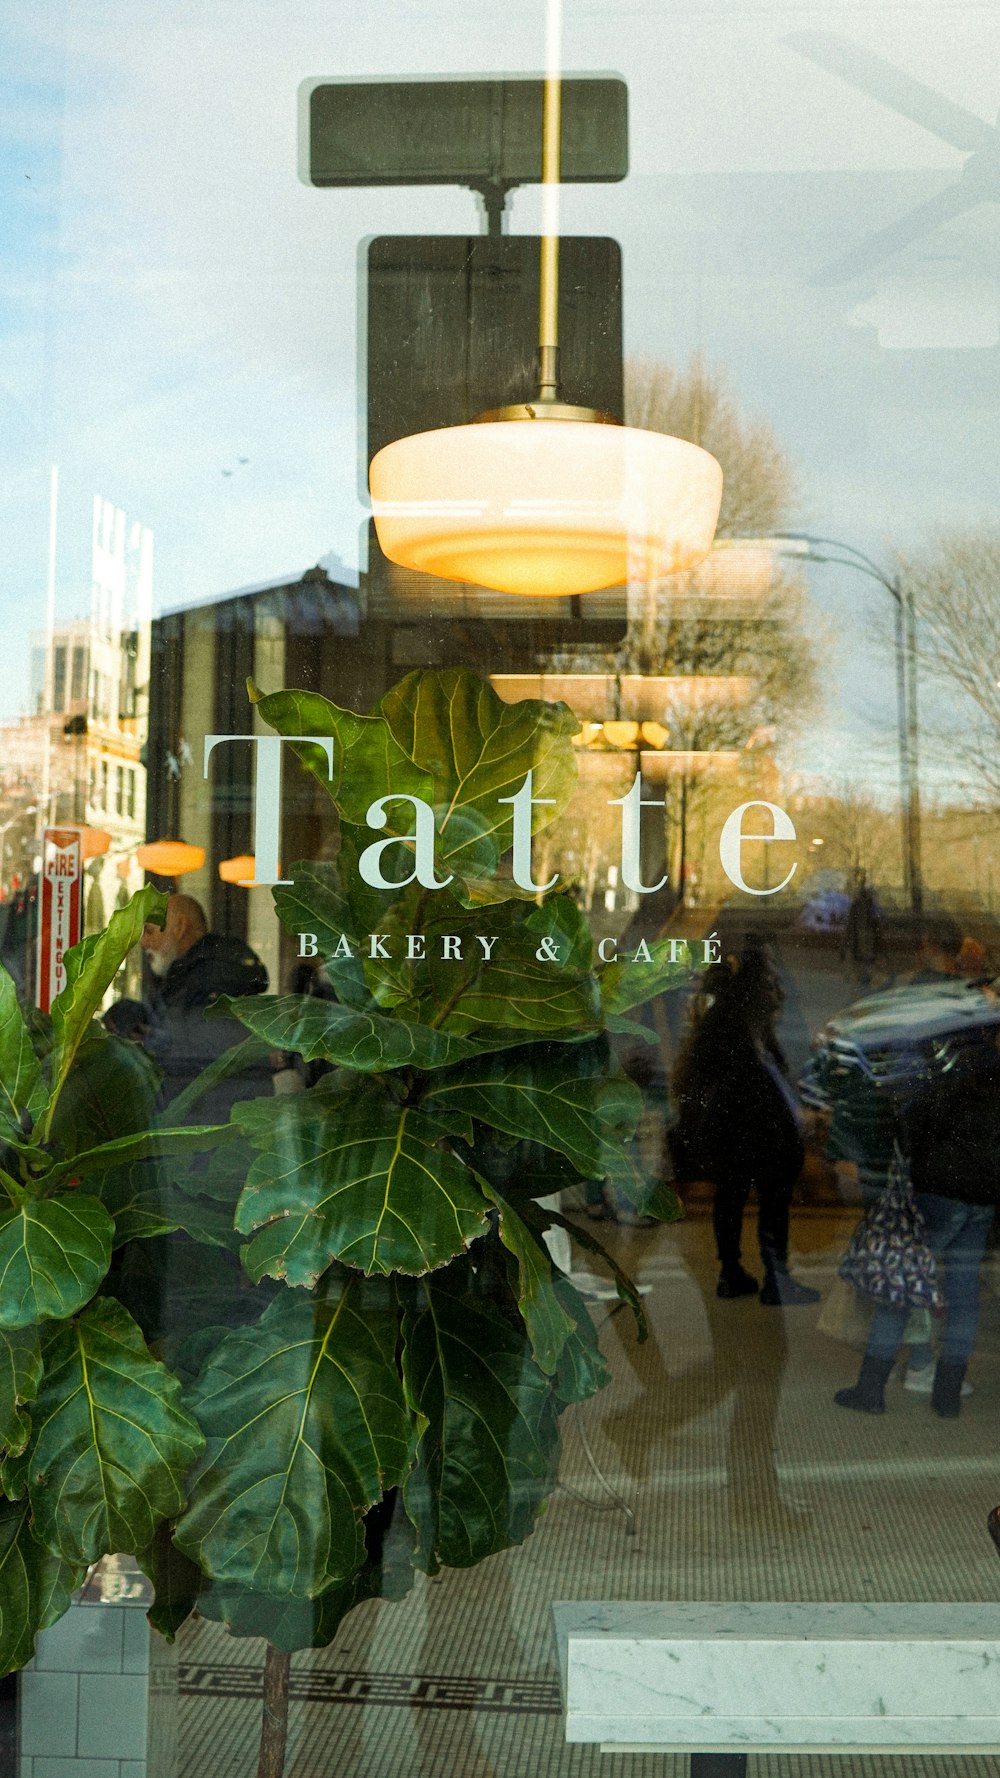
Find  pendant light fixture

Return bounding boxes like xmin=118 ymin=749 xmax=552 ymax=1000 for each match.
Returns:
xmin=218 ymin=854 xmax=257 ymax=885
xmin=79 ymin=826 xmax=112 ymax=859
xmin=136 ymin=840 xmax=205 ymax=877
xmin=369 ymin=2 xmax=724 ymax=599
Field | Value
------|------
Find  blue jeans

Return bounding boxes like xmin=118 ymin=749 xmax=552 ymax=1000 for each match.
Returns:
xmin=866 ymin=1193 xmax=995 ymax=1365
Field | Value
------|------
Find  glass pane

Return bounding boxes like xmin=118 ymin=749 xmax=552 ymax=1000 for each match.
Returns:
xmin=3 ymin=3 xmax=1000 ymax=1775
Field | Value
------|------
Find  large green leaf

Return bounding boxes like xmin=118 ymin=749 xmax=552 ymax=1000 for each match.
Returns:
xmin=20 ymin=1298 xmax=204 ymax=1565
xmin=165 ymin=1036 xmax=272 ymax=1124
xmin=169 ymin=1137 xmax=255 ymax=1207
xmin=598 ymin=937 xmax=699 ymax=1015
xmin=196 ymin=1575 xmax=349 ymax=1651
xmin=0 ymin=1196 xmax=114 ymax=1330
xmin=549 ymin=1273 xmax=610 ymax=1405
xmin=221 ymin=993 xmax=486 ymax=1074
xmin=139 ymin=1521 xmax=204 ymax=1641
xmin=0 ymin=1497 xmax=83 ymax=1676
xmin=401 ymin=1270 xmax=560 ymax=1572
xmin=195 ymin=1502 xmax=416 ymax=1652
xmin=251 ymin=682 xmax=434 ymax=828
xmin=233 ymin=1076 xmax=488 ymax=1284
xmin=0 ymin=968 xmax=47 ymax=1142
xmin=379 ymin=669 xmax=578 ymax=872
xmin=410 ymin=899 xmax=602 ymax=1040
xmin=44 ymin=886 xmax=167 ymax=1137
xmin=96 ymin=1158 xmax=240 ymax=1250
xmin=272 ymin=862 xmax=372 ymax=1010
xmin=424 ymin=1048 xmax=641 ymax=1187
xmin=483 ymin=1187 xmax=575 ymax=1376
xmin=44 ymin=1122 xmax=233 ymax=1192
xmin=46 ymin=1031 xmax=160 ymax=1160
xmin=175 ymin=1283 xmax=413 ymax=1597
xmin=630 ymin=1177 xmax=685 ymax=1222
xmin=328 ymin=830 xmax=427 ymax=1008
xmin=0 ymin=1327 xmax=41 ymax=1463
xmin=525 ymin=1205 xmax=648 ymax=1341
xmin=528 ymin=890 xmax=595 ymax=971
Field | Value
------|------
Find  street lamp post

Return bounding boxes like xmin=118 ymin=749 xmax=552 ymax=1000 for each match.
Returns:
xmin=717 ymin=533 xmax=923 ymax=918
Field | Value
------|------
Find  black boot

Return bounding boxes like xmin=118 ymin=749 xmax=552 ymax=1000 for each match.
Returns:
xmin=834 ymin=1355 xmax=894 ymax=1415
xmin=717 ymin=1265 xmax=759 ymax=1299
xmin=931 ymin=1359 xmax=967 ymax=1419
xmin=760 ymin=1268 xmax=821 ymax=1306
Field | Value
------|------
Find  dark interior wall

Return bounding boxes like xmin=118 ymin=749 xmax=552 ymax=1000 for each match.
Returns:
xmin=210 ymin=600 xmax=257 ymax=939
xmin=145 ymin=613 xmax=184 ymax=845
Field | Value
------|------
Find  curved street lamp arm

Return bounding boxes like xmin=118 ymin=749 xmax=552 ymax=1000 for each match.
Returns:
xmin=776 ymin=533 xmax=901 ymax=600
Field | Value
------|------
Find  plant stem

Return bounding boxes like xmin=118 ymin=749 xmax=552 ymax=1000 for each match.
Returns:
xmin=257 ymin=1643 xmax=291 ymax=1778
xmin=0 ymin=1168 xmax=27 ymax=1208
xmin=428 ymin=967 xmax=473 ymax=1030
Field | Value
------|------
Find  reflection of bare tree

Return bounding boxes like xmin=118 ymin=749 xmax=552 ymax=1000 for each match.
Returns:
xmin=804 ymin=780 xmax=899 ymax=885
xmin=634 ymin=583 xmax=820 ymax=898
xmin=626 ymin=356 xmax=796 ymax=539
xmin=896 ymin=529 xmax=1000 ymax=809
xmin=540 ymin=358 xmax=821 ymax=903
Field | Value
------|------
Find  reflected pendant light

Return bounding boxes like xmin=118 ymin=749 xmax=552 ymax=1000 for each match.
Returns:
xmin=369 ymin=1 xmax=723 ymax=599
xmin=136 ymin=839 xmax=206 ymax=877
xmin=79 ymin=825 xmax=112 ymax=860
xmin=218 ymin=854 xmax=257 ymax=885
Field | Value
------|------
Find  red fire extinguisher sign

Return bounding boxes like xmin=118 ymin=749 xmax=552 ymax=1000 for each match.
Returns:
xmin=37 ymin=827 xmax=84 ymax=1013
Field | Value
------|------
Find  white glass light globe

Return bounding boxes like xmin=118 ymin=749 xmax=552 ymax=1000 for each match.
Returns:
xmin=369 ymin=420 xmax=724 ymax=598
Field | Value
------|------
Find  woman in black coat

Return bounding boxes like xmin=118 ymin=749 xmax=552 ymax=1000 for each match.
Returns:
xmin=835 ymin=1035 xmax=1000 ymax=1419
xmin=671 ymin=946 xmax=818 ymax=1306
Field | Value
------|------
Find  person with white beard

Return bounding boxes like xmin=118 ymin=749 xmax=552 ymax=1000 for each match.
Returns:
xmin=137 ymin=892 xmax=269 ymax=1117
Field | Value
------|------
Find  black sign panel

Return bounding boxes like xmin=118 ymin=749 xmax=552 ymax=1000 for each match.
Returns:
xmin=307 ymin=77 xmax=628 ymax=190
xmin=367 ymin=234 xmax=622 ymax=458
xmin=364 ymin=233 xmax=625 ymax=642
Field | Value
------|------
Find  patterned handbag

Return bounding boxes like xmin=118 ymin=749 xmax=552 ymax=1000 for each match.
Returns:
xmin=838 ymin=1142 xmax=943 ymax=1311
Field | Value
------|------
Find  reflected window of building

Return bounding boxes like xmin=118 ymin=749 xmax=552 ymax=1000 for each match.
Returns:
xmin=52 ymin=644 xmax=66 ymax=711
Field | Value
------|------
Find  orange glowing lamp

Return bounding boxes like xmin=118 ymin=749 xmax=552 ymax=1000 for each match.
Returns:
xmin=602 ymin=721 xmax=641 ymax=749
xmin=136 ymin=840 xmax=205 ymax=877
xmin=218 ymin=855 xmax=257 ymax=885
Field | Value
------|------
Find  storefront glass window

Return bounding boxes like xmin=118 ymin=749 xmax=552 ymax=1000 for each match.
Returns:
xmin=3 ymin=4 xmax=1000 ymax=1775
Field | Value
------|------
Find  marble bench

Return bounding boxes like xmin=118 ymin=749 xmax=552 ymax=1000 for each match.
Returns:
xmin=553 ymin=1601 xmax=1000 ymax=1771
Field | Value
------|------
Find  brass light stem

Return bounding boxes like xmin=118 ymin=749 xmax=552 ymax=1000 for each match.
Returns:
xmin=538 ymin=46 xmax=562 ymax=401
xmin=473 ymin=0 xmax=619 ymax=426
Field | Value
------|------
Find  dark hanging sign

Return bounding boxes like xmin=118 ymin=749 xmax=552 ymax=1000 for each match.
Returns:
xmin=363 ymin=232 xmax=627 ymax=643
xmin=304 ymin=76 xmax=628 ymax=195
xmin=366 ymin=233 xmax=623 ymax=459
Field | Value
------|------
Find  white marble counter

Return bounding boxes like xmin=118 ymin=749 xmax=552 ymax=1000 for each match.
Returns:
xmin=552 ymin=1602 xmax=1000 ymax=1750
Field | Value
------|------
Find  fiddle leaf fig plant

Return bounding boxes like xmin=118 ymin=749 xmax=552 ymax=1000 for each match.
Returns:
xmin=0 ymin=885 xmax=229 ymax=1677
xmin=0 ymin=668 xmax=698 ymax=1778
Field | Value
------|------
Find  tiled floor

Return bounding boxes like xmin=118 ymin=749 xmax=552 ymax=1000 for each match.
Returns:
xmin=166 ymin=1203 xmax=1000 ymax=1778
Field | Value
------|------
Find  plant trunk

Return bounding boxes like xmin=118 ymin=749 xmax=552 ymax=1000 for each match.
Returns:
xmin=257 ymin=1643 xmax=291 ymax=1778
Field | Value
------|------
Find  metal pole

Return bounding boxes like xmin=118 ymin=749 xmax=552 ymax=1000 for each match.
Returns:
xmin=722 ymin=536 xmax=924 ymax=918
xmin=537 ymin=0 xmax=563 ymax=400
xmin=39 ymin=464 xmax=58 ymax=848
xmin=904 ymin=580 xmax=924 ymax=920
xmin=892 ymin=588 xmax=911 ymax=907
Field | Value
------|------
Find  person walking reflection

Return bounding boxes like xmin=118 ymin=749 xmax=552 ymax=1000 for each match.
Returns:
xmin=842 ymin=870 xmax=883 ymax=992
xmin=834 ymin=1031 xmax=1000 ymax=1418
xmin=671 ymin=943 xmax=820 ymax=1306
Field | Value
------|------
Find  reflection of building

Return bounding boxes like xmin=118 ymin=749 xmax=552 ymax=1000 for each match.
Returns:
xmin=0 ymin=497 xmax=153 ymax=959
xmin=146 ymin=554 xmax=625 ymax=986
xmin=20 ymin=618 xmax=146 ymax=829
xmin=147 ymin=565 xmax=361 ymax=992
xmin=145 ymin=547 xmax=796 ymax=974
